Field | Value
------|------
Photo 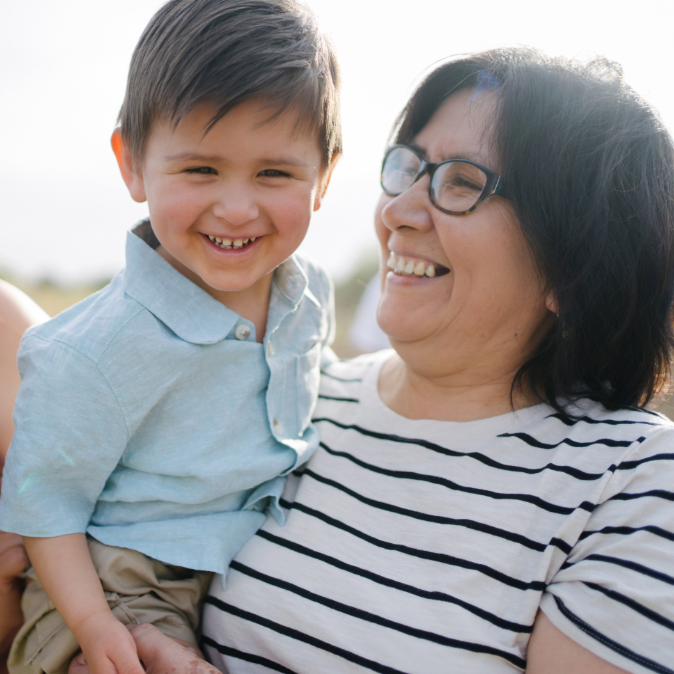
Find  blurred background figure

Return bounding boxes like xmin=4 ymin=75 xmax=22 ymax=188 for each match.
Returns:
xmin=0 ymin=282 xmax=47 ymax=461
xmin=0 ymin=281 xmax=46 ymax=672
xmin=348 ymin=274 xmax=389 ymax=353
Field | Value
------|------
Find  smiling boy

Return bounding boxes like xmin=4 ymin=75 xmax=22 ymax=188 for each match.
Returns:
xmin=0 ymin=1 xmax=341 ymax=673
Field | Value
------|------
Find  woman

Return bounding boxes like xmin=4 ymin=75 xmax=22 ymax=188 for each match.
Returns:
xmin=0 ymin=281 xmax=46 ymax=670
xmin=68 ymin=48 xmax=674 ymax=672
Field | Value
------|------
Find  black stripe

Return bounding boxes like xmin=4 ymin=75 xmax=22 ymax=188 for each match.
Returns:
xmin=552 ymin=595 xmax=674 ymax=674
xmin=279 ymin=499 xmax=546 ymax=591
xmin=313 ymin=417 xmax=608 ymax=483
xmin=583 ymin=581 xmax=674 ymax=631
xmin=202 ymin=636 xmax=298 ymax=674
xmin=617 ymin=453 xmax=674 ymax=470
xmin=562 ymin=554 xmax=674 ymax=587
xmin=611 ymin=489 xmax=674 ymax=502
xmin=229 ymin=562 xmax=528 ymax=669
xmin=497 ymin=432 xmax=644 ymax=449
xmin=579 ymin=524 xmax=674 ymax=544
xmin=204 ymin=595 xmax=417 ymax=674
xmin=318 ymin=394 xmax=359 ymax=403
xmin=320 ymin=371 xmax=363 ymax=383
xmin=547 ymin=412 xmax=657 ymax=427
xmin=256 ymin=529 xmax=533 ymax=633
xmin=627 ymin=405 xmax=665 ymax=418
xmin=305 ymin=465 xmax=569 ymax=553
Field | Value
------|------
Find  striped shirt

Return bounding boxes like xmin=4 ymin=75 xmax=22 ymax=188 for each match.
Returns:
xmin=203 ymin=350 xmax=674 ymax=674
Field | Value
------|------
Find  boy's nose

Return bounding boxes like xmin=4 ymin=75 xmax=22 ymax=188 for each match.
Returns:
xmin=212 ymin=187 xmax=259 ymax=226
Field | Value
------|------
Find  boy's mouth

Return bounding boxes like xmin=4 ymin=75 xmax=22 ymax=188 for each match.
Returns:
xmin=387 ymin=251 xmax=450 ymax=278
xmin=205 ymin=234 xmax=257 ymax=250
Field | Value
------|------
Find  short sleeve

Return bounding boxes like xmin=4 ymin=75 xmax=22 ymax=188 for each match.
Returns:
xmin=540 ymin=431 xmax=674 ymax=674
xmin=0 ymin=334 xmax=129 ymax=537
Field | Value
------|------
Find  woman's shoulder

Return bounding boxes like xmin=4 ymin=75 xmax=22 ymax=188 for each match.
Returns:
xmin=551 ymin=398 xmax=674 ymax=449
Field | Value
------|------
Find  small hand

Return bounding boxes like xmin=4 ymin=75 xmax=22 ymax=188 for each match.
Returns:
xmin=70 ymin=623 xmax=220 ymax=674
xmin=75 ymin=611 xmax=145 ymax=674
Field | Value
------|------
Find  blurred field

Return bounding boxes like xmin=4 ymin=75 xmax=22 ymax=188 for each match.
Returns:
xmin=4 ymin=265 xmax=674 ymax=420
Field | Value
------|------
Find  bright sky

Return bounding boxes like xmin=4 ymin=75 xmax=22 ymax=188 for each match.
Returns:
xmin=1 ymin=0 xmax=673 ymax=284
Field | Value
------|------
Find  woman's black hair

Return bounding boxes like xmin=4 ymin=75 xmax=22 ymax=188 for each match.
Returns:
xmin=394 ymin=48 xmax=674 ymax=412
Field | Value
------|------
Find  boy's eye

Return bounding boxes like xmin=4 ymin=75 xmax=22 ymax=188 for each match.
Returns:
xmin=259 ymin=169 xmax=290 ymax=178
xmin=186 ymin=166 xmax=216 ymax=175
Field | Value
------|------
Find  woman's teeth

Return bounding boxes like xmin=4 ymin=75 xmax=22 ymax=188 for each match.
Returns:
xmin=207 ymin=235 xmax=257 ymax=250
xmin=387 ymin=251 xmax=447 ymax=278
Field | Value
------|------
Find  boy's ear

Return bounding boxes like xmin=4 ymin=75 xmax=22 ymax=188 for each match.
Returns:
xmin=111 ymin=128 xmax=147 ymax=203
xmin=313 ymin=152 xmax=341 ymax=212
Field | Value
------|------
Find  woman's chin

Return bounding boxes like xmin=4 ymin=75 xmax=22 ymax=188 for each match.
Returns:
xmin=376 ymin=300 xmax=436 ymax=344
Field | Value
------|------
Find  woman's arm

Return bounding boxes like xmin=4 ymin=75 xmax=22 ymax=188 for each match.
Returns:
xmin=0 ymin=280 xmax=48 ymax=460
xmin=526 ymin=610 xmax=629 ymax=674
xmin=69 ymin=624 xmax=220 ymax=674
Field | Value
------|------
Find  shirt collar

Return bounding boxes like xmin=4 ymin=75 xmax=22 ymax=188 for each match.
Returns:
xmin=123 ymin=220 xmax=316 ymax=344
xmin=123 ymin=222 xmax=239 ymax=344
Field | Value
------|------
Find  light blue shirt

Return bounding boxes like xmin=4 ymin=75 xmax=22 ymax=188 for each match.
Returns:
xmin=0 ymin=221 xmax=335 ymax=576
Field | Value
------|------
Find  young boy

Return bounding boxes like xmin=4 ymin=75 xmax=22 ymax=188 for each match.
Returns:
xmin=0 ymin=1 xmax=341 ymax=673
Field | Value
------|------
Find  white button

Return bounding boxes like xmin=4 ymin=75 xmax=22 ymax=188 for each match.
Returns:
xmin=235 ymin=324 xmax=251 ymax=341
xmin=273 ymin=419 xmax=283 ymax=434
xmin=267 ymin=341 xmax=274 ymax=356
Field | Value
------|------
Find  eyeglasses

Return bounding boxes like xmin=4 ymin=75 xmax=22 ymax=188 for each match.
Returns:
xmin=380 ymin=144 xmax=503 ymax=215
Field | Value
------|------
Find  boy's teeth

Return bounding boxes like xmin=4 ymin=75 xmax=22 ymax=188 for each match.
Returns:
xmin=386 ymin=251 xmax=445 ymax=278
xmin=206 ymin=235 xmax=256 ymax=250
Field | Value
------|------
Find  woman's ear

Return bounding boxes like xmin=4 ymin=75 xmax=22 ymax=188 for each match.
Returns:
xmin=111 ymin=129 xmax=147 ymax=203
xmin=313 ymin=152 xmax=341 ymax=212
xmin=545 ymin=291 xmax=559 ymax=315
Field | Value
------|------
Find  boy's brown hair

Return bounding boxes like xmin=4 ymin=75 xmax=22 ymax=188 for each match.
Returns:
xmin=118 ymin=0 xmax=341 ymax=167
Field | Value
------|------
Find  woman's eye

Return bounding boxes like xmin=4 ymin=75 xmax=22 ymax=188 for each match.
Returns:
xmin=452 ymin=177 xmax=481 ymax=191
xmin=186 ymin=166 xmax=216 ymax=175
xmin=260 ymin=169 xmax=290 ymax=178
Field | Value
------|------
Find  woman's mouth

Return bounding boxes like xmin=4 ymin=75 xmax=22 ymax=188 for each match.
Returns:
xmin=386 ymin=251 xmax=450 ymax=278
xmin=205 ymin=234 xmax=257 ymax=250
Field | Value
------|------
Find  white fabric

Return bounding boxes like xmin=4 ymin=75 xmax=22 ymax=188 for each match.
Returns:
xmin=203 ymin=351 xmax=674 ymax=674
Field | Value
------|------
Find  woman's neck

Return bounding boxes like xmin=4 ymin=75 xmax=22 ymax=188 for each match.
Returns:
xmin=378 ymin=348 xmax=542 ymax=423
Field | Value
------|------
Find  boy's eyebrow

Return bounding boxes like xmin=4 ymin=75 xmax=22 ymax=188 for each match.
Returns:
xmin=163 ymin=152 xmax=314 ymax=168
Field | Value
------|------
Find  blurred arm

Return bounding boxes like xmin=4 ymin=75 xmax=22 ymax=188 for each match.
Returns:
xmin=0 ymin=280 xmax=48 ymax=461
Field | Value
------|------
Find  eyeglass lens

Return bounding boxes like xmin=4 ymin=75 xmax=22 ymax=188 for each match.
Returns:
xmin=382 ymin=146 xmax=488 ymax=213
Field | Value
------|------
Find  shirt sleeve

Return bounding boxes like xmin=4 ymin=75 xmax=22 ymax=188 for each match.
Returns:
xmin=0 ymin=334 xmax=129 ymax=537
xmin=540 ymin=430 xmax=674 ymax=674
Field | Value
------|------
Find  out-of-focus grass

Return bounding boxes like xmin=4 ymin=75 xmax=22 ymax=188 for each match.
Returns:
xmin=4 ymin=265 xmax=673 ymax=420
xmin=0 ymin=272 xmax=109 ymax=318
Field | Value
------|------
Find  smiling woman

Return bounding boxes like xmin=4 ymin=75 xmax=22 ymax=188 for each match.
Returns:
xmin=192 ymin=48 xmax=674 ymax=674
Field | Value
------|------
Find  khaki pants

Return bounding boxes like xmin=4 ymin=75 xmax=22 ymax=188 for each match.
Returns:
xmin=8 ymin=537 xmax=213 ymax=674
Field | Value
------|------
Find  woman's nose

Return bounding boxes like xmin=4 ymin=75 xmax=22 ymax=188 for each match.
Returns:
xmin=380 ymin=175 xmax=434 ymax=233
xmin=211 ymin=184 xmax=259 ymax=226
